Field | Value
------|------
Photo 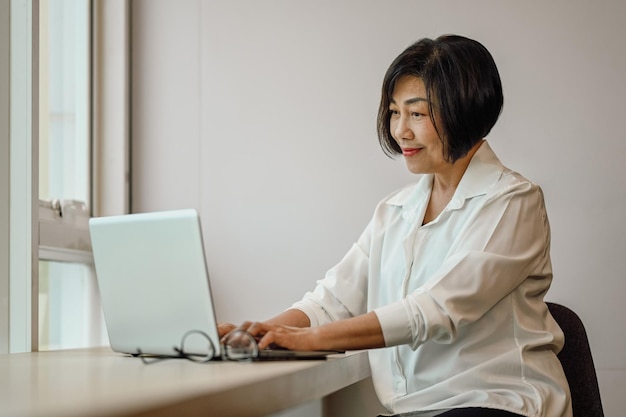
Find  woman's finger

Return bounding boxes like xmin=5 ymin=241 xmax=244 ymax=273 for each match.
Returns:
xmin=245 ymin=321 xmax=269 ymax=337
xmin=217 ymin=322 xmax=237 ymax=338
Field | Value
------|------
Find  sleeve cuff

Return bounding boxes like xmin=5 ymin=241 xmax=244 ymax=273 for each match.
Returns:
xmin=374 ymin=300 xmax=414 ymax=347
xmin=290 ymin=299 xmax=332 ymax=327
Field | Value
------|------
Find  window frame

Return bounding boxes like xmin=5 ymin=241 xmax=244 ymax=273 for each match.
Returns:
xmin=0 ymin=0 xmax=14 ymax=354
xmin=0 ymin=0 xmax=39 ymax=354
xmin=0 ymin=0 xmax=130 ymax=353
xmin=92 ymin=0 xmax=131 ymax=218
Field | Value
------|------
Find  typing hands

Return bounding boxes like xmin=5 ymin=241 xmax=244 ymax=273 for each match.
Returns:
xmin=218 ymin=321 xmax=318 ymax=351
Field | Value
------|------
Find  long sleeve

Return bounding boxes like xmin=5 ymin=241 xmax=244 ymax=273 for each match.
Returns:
xmin=291 ymin=219 xmax=373 ymax=326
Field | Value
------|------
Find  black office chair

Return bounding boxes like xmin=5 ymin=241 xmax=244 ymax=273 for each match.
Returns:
xmin=546 ymin=302 xmax=604 ymax=417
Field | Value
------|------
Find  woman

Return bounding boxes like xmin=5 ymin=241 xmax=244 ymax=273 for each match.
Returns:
xmin=219 ymin=35 xmax=572 ymax=417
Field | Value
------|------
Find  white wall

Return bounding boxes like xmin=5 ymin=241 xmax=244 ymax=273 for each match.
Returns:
xmin=130 ymin=1 xmax=626 ymax=415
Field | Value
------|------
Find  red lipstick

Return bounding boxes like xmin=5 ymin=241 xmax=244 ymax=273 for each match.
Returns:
xmin=402 ymin=148 xmax=421 ymax=156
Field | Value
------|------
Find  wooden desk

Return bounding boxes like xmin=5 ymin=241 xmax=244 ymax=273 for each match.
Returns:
xmin=0 ymin=347 xmax=371 ymax=417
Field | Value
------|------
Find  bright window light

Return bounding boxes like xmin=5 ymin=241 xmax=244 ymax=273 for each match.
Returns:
xmin=38 ymin=0 xmax=107 ymax=350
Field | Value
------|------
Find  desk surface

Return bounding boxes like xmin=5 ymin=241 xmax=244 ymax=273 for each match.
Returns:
xmin=0 ymin=347 xmax=371 ymax=417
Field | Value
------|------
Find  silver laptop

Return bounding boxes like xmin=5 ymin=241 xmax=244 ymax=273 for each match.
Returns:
xmin=89 ymin=209 xmax=336 ymax=361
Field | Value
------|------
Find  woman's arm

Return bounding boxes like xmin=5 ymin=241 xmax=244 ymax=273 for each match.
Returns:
xmin=240 ymin=310 xmax=385 ymax=351
xmin=221 ymin=207 xmax=383 ymax=348
xmin=264 ymin=308 xmax=311 ymax=328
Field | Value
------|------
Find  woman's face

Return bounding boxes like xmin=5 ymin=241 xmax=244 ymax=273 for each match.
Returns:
xmin=389 ymin=76 xmax=448 ymax=175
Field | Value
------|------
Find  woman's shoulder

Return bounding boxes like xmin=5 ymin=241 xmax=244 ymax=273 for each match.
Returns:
xmin=492 ymin=167 xmax=544 ymax=198
xmin=470 ymin=142 xmax=544 ymax=199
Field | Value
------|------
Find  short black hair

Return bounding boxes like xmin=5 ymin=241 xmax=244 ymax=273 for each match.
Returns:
xmin=377 ymin=35 xmax=504 ymax=162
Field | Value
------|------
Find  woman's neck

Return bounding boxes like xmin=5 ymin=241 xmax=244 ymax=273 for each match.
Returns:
xmin=423 ymin=140 xmax=483 ymax=224
xmin=432 ymin=140 xmax=483 ymax=194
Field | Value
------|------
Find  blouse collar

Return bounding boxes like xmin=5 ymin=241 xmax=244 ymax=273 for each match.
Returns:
xmin=386 ymin=141 xmax=506 ymax=219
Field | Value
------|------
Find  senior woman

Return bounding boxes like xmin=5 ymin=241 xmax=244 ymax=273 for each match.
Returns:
xmin=220 ymin=35 xmax=572 ymax=417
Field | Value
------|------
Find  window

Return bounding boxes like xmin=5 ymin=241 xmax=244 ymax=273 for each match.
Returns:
xmin=2 ymin=0 xmax=127 ymax=353
xmin=38 ymin=0 xmax=107 ymax=350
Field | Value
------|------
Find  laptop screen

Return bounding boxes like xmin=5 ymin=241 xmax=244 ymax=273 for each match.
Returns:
xmin=89 ymin=209 xmax=221 ymax=357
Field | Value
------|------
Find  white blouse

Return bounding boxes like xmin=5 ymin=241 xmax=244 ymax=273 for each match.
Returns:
xmin=292 ymin=141 xmax=572 ymax=417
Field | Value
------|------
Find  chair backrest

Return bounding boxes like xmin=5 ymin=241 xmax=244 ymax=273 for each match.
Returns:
xmin=546 ymin=302 xmax=604 ymax=417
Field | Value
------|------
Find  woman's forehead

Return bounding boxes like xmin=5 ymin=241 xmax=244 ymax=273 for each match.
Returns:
xmin=391 ymin=76 xmax=427 ymax=102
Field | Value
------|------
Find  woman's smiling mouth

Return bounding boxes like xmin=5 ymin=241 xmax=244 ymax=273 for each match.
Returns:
xmin=402 ymin=148 xmax=421 ymax=156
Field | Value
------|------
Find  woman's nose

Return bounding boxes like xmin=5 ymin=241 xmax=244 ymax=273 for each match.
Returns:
xmin=393 ymin=115 xmax=413 ymax=141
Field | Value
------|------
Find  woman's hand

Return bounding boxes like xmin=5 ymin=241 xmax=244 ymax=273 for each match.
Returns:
xmin=218 ymin=309 xmax=310 ymax=341
xmin=234 ymin=321 xmax=319 ymax=351
xmin=217 ymin=322 xmax=237 ymax=338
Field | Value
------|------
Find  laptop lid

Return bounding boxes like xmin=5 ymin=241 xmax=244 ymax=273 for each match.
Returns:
xmin=89 ymin=209 xmax=222 ymax=358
